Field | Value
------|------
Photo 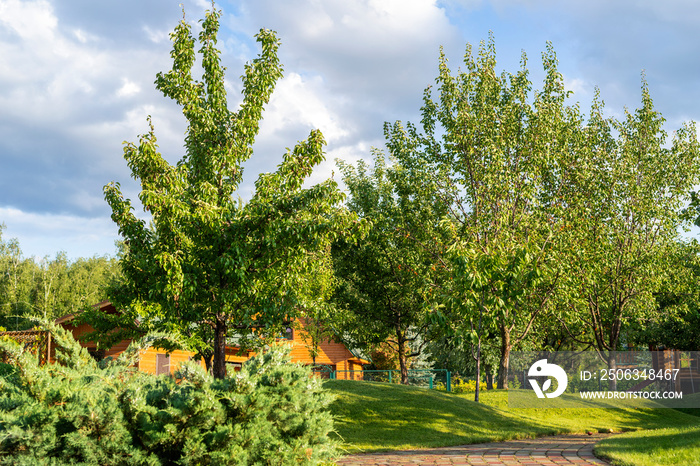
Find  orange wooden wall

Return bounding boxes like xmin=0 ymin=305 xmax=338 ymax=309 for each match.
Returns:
xmin=59 ymin=317 xmax=365 ymax=378
xmin=286 ymin=318 xmax=365 ymax=380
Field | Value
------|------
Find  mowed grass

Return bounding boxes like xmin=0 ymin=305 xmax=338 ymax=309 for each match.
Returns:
xmin=594 ymin=396 xmax=700 ymax=466
xmin=595 ymin=426 xmax=700 ymax=466
xmin=324 ymin=379 xmax=700 ymax=462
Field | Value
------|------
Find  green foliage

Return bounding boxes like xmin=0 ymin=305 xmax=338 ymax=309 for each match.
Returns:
xmin=367 ymin=343 xmax=400 ymax=370
xmin=0 ymin=323 xmax=337 ymax=465
xmin=0 ymin=224 xmax=120 ymax=330
xmin=632 ymin=240 xmax=700 ymax=351
xmin=385 ymin=36 xmax=575 ymax=390
xmin=294 ymin=244 xmax=339 ymax=365
xmin=552 ymin=84 xmax=700 ymax=385
xmin=332 ymin=153 xmax=449 ymax=383
xmin=449 ymin=377 xmax=488 ymax=394
xmin=426 ymin=331 xmax=500 ymax=381
xmin=102 ymin=4 xmax=364 ymax=378
xmin=381 ymin=34 xmax=700 ymax=390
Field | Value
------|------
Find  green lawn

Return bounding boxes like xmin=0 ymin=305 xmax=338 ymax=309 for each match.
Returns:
xmin=324 ymin=379 xmax=700 ymax=465
xmin=595 ymin=426 xmax=700 ymax=466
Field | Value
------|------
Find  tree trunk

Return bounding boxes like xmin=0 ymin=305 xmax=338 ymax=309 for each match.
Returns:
xmin=485 ymin=365 xmax=494 ymax=390
xmin=474 ymin=292 xmax=484 ymax=402
xmin=203 ymin=353 xmax=213 ymax=373
xmin=397 ymin=328 xmax=408 ymax=384
xmin=607 ymin=352 xmax=617 ymax=391
xmin=213 ymin=315 xmax=227 ymax=379
xmin=497 ymin=326 xmax=511 ymax=389
xmin=474 ymin=337 xmax=481 ymax=402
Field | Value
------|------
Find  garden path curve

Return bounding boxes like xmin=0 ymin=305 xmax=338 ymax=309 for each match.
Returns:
xmin=336 ymin=433 xmax=612 ymax=465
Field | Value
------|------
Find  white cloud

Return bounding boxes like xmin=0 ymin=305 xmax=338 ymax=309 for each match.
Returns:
xmin=116 ymin=79 xmax=141 ymax=98
xmin=438 ymin=0 xmax=484 ymax=7
xmin=230 ymin=0 xmax=459 ymax=95
xmin=3 ymin=0 xmax=696 ymax=260
xmin=0 ymin=0 xmax=177 ymax=214
xmin=259 ymin=72 xmax=349 ymax=144
xmin=563 ymin=77 xmax=590 ymax=99
xmin=142 ymin=25 xmax=170 ymax=44
xmin=227 ymin=0 xmax=462 ymax=188
xmin=288 ymin=0 xmax=455 ymax=59
xmin=341 ymin=0 xmax=449 ymax=39
xmin=72 ymin=28 xmax=98 ymax=44
xmin=0 ymin=2 xmax=128 ymax=123
xmin=0 ymin=0 xmax=205 ymax=258
xmin=0 ymin=0 xmax=57 ymax=43
xmin=193 ymin=0 xmax=212 ymax=10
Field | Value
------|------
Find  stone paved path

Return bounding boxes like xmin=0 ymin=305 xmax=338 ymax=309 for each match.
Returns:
xmin=336 ymin=434 xmax=612 ymax=465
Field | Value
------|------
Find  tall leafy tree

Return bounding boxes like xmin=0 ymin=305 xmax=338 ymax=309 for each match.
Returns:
xmin=294 ymin=243 xmax=339 ymax=366
xmin=385 ymin=38 xmax=573 ymax=390
xmin=34 ymin=253 xmax=68 ymax=320
xmin=0 ymin=225 xmax=34 ymax=329
xmin=333 ymin=154 xmax=449 ymax=384
xmin=100 ymin=6 xmax=362 ymax=378
xmin=630 ymin=240 xmax=700 ymax=352
xmin=554 ymin=86 xmax=700 ymax=388
xmin=64 ymin=256 xmax=121 ymax=313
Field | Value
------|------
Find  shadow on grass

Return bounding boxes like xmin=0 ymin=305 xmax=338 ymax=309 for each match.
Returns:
xmin=595 ymin=426 xmax=700 ymax=466
xmin=324 ymin=380 xmax=700 ymax=454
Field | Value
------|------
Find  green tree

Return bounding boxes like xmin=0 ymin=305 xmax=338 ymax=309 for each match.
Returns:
xmin=631 ymin=240 xmax=700 ymax=351
xmin=0 ymin=226 xmax=119 ymax=328
xmin=294 ymin=243 xmax=339 ymax=367
xmin=33 ymin=253 xmax=68 ymax=321
xmin=332 ymin=154 xmax=448 ymax=384
xmin=34 ymin=254 xmax=119 ymax=322
xmin=384 ymin=37 xmax=571 ymax=391
xmin=0 ymin=225 xmax=35 ymax=330
xmin=101 ymin=6 xmax=363 ymax=378
xmin=426 ymin=328 xmax=501 ymax=388
xmin=64 ymin=255 xmax=121 ymax=313
xmin=554 ymin=85 xmax=700 ymax=389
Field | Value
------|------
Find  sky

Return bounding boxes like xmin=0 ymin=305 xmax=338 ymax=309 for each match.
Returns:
xmin=1 ymin=0 xmax=700 ymax=260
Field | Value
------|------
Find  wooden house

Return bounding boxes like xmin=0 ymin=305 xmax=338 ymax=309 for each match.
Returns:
xmin=283 ymin=317 xmax=366 ymax=379
xmin=4 ymin=301 xmax=367 ymax=379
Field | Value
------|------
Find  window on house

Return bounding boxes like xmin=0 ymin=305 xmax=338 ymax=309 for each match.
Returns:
xmin=87 ymin=347 xmax=105 ymax=362
xmin=280 ymin=327 xmax=293 ymax=340
xmin=156 ymin=353 xmax=171 ymax=376
xmin=226 ymin=361 xmax=243 ymax=375
xmin=309 ymin=364 xmax=336 ymax=379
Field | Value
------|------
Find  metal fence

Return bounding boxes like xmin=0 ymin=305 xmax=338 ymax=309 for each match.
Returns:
xmin=315 ymin=368 xmax=452 ymax=392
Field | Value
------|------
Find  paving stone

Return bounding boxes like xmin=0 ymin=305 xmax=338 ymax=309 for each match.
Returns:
xmin=338 ymin=434 xmax=612 ymax=465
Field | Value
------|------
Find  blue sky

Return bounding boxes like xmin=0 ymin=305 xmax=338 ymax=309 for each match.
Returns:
xmin=1 ymin=0 xmax=699 ymax=260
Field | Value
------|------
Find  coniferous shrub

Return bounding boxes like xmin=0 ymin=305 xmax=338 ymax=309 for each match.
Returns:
xmin=0 ymin=323 xmax=337 ymax=465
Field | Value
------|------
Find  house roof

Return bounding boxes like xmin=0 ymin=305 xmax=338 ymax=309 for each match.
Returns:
xmin=54 ymin=300 xmax=116 ymax=325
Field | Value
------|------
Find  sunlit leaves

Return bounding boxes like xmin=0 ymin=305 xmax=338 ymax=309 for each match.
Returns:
xmin=387 ymin=36 xmax=569 ymax=389
xmin=103 ymin=4 xmax=363 ymax=378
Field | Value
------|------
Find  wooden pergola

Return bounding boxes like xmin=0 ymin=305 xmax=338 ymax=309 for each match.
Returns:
xmin=0 ymin=329 xmax=51 ymax=365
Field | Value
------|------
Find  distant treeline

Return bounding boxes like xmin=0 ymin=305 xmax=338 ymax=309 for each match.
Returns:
xmin=0 ymin=224 xmax=120 ymax=331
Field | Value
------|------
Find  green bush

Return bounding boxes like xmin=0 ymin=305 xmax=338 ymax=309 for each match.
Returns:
xmin=0 ymin=323 xmax=337 ymax=465
xmin=451 ymin=377 xmax=487 ymax=394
